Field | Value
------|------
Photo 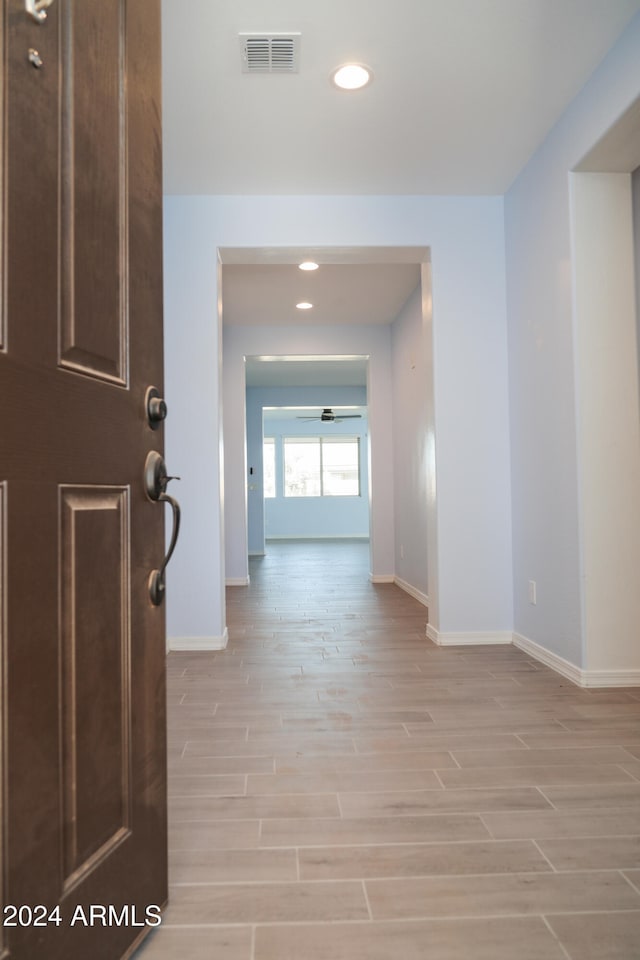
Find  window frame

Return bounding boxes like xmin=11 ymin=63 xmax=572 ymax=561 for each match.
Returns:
xmin=262 ymin=436 xmax=276 ymax=498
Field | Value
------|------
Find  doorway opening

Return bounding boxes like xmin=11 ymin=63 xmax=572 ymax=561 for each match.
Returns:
xmin=245 ymin=355 xmax=370 ymax=564
xmin=219 ymin=246 xmax=432 ymax=623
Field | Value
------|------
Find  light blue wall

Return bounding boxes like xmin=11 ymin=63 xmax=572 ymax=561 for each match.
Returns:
xmin=634 ymin=165 xmax=640 ymax=413
xmin=391 ymin=286 xmax=430 ymax=599
xmin=164 ymin=195 xmax=511 ymax=643
xmin=504 ymin=13 xmax=640 ymax=668
xmin=247 ymin=386 xmax=368 ymax=551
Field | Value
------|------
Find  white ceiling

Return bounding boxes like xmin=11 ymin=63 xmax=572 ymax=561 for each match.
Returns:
xmin=161 ymin=0 xmax=640 ymax=196
xmin=163 ymin=1 xmax=640 ymax=389
xmin=226 ymin=254 xmax=421 ymax=386
xmin=245 ymin=356 xmax=368 ymax=388
xmin=223 ymin=261 xmax=421 ymax=327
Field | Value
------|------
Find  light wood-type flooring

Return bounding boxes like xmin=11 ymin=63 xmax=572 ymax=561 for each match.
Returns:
xmin=137 ymin=539 xmax=640 ymax=960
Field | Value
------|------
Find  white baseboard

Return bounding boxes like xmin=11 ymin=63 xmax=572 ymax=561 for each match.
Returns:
xmin=226 ymin=576 xmax=250 ymax=586
xmin=168 ymin=629 xmax=229 ymax=652
xmin=513 ymin=632 xmax=640 ymax=687
xmin=512 ymin=631 xmax=583 ymax=684
xmin=426 ymin=625 xmax=512 ymax=646
xmin=395 ymin=577 xmax=429 ymax=608
xmin=369 ymin=573 xmax=395 ymax=584
xmin=580 ymin=669 xmax=640 ymax=688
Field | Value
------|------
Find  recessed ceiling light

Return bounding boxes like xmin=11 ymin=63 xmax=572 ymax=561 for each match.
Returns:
xmin=299 ymin=261 xmax=319 ymax=271
xmin=296 ymin=302 xmax=313 ymax=310
xmin=331 ymin=63 xmax=372 ymax=90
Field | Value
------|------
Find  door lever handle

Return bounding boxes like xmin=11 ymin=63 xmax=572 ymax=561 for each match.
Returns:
xmin=149 ymin=491 xmax=180 ymax=606
xmin=144 ymin=451 xmax=181 ymax=606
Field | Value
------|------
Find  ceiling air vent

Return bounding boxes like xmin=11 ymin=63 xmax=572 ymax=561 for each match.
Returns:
xmin=240 ymin=33 xmax=300 ymax=74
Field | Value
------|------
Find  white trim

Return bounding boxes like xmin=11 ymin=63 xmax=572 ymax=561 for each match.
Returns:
xmin=580 ymin=669 xmax=640 ymax=688
xmin=512 ymin=631 xmax=583 ymax=685
xmin=513 ymin=632 xmax=640 ymax=687
xmin=369 ymin=573 xmax=395 ymax=584
xmin=394 ymin=577 xmax=429 ymax=608
xmin=226 ymin=576 xmax=250 ymax=586
xmin=168 ymin=629 xmax=229 ymax=652
xmin=426 ymin=625 xmax=512 ymax=646
xmin=266 ymin=534 xmax=369 ymax=541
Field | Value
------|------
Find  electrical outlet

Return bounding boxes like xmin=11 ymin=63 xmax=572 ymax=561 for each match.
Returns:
xmin=528 ymin=580 xmax=537 ymax=605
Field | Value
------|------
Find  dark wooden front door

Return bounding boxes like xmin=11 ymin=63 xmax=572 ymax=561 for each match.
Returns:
xmin=0 ymin=2 xmax=167 ymax=958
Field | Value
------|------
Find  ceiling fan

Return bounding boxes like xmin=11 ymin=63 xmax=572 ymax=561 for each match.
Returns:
xmin=297 ymin=408 xmax=362 ymax=423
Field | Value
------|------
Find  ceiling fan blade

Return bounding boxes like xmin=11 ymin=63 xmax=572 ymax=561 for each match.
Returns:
xmin=295 ymin=410 xmax=362 ymax=422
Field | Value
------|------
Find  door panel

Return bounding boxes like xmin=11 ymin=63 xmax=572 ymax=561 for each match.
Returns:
xmin=60 ymin=486 xmax=132 ymax=889
xmin=1 ymin=2 xmax=166 ymax=958
xmin=0 ymin=483 xmax=6 ymax=960
xmin=59 ymin=0 xmax=128 ymax=384
xmin=0 ymin=5 xmax=5 ymax=358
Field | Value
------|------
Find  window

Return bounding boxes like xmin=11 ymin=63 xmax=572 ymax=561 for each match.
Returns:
xmin=263 ymin=437 xmax=276 ymax=498
xmin=284 ymin=437 xmax=360 ymax=497
xmin=283 ymin=438 xmax=321 ymax=497
xmin=321 ymin=438 xmax=360 ymax=495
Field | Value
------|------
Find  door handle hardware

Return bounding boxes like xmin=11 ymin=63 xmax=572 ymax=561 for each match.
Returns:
xmin=26 ymin=0 xmax=54 ymax=24
xmin=144 ymin=449 xmax=179 ymax=501
xmin=148 ymin=493 xmax=180 ymax=606
xmin=145 ymin=386 xmax=168 ymax=430
xmin=28 ymin=48 xmax=43 ymax=68
xmin=144 ymin=451 xmax=181 ymax=606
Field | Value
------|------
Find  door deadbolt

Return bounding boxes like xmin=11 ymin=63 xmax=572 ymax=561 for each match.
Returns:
xmin=145 ymin=386 xmax=168 ymax=430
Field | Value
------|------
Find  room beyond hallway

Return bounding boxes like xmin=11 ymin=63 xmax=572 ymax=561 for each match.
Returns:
xmin=136 ymin=540 xmax=640 ymax=960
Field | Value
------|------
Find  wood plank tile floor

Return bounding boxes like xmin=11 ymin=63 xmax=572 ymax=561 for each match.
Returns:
xmin=136 ymin=539 xmax=640 ymax=960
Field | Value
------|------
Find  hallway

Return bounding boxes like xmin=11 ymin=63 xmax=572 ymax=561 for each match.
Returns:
xmin=137 ymin=540 xmax=640 ymax=959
